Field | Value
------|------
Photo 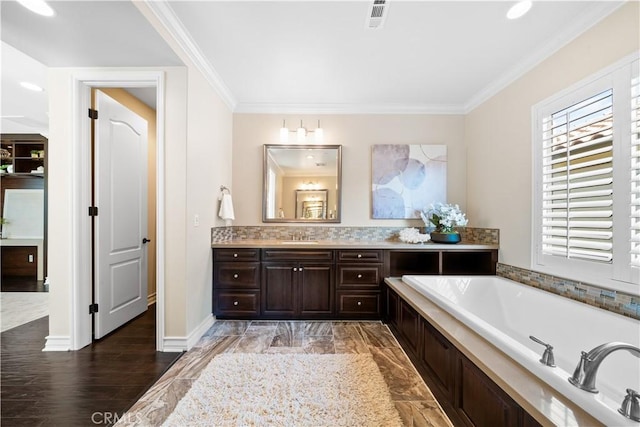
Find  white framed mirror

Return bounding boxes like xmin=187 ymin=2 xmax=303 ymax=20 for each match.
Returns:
xmin=263 ymin=144 xmax=342 ymax=223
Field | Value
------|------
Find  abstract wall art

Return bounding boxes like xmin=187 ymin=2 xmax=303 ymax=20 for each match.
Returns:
xmin=371 ymin=144 xmax=447 ymax=219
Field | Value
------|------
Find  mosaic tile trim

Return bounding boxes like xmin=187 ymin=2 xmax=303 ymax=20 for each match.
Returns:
xmin=211 ymin=226 xmax=499 ymax=245
xmin=497 ymin=263 xmax=640 ymax=320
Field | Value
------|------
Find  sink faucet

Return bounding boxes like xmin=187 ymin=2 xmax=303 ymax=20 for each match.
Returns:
xmin=568 ymin=342 xmax=640 ymax=393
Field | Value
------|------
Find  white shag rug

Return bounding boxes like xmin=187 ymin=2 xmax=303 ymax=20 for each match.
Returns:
xmin=162 ymin=353 xmax=403 ymax=427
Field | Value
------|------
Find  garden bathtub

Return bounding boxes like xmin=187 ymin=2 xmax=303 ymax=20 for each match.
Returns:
xmin=401 ymin=275 xmax=640 ymax=426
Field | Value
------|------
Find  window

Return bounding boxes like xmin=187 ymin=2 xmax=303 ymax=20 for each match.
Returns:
xmin=632 ymin=62 xmax=640 ymax=269
xmin=533 ymin=55 xmax=639 ymax=293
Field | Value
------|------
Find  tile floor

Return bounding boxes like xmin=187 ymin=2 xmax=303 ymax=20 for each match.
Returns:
xmin=0 ymin=291 xmax=49 ymax=332
xmin=119 ymin=320 xmax=453 ymax=427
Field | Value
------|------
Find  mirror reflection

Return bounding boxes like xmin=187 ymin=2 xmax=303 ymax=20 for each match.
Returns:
xmin=263 ymin=144 xmax=341 ymax=223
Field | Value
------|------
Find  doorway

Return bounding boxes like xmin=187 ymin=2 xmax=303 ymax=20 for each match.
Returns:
xmin=63 ymin=71 xmax=166 ymax=351
xmin=91 ymin=88 xmax=155 ymax=339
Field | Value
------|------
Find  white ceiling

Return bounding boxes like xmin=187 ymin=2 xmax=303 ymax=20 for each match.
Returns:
xmin=0 ymin=0 xmax=626 ymax=134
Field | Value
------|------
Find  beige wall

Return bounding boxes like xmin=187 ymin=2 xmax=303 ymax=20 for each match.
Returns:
xmin=184 ymin=65 xmax=233 ymax=334
xmin=96 ymin=88 xmax=157 ymax=302
xmin=233 ymin=114 xmax=466 ymax=227
xmin=465 ymin=2 xmax=639 ymax=269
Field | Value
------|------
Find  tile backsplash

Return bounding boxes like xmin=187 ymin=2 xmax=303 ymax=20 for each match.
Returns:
xmin=211 ymin=225 xmax=499 ymax=245
xmin=497 ymin=263 xmax=640 ymax=320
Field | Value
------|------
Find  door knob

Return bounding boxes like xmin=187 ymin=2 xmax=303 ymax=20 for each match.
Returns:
xmin=142 ymin=238 xmax=151 ymax=244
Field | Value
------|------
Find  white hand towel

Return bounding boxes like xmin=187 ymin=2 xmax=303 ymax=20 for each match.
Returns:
xmin=218 ymin=193 xmax=235 ymax=220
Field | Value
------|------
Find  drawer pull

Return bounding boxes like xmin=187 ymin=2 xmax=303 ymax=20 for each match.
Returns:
xmin=357 ymin=274 xmax=363 ymax=278
xmin=357 ymin=301 xmax=362 ymax=306
xmin=233 ymin=253 xmax=238 ymax=258
xmin=233 ymin=301 xmax=239 ymax=306
xmin=357 ymin=254 xmax=362 ymax=258
xmin=233 ymin=273 xmax=239 ymax=279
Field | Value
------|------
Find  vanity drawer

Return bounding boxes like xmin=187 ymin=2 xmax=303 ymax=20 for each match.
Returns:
xmin=337 ymin=250 xmax=383 ymax=262
xmin=214 ymin=290 xmax=260 ymax=317
xmin=214 ymin=263 xmax=260 ymax=289
xmin=262 ymin=249 xmax=334 ymax=262
xmin=337 ymin=265 xmax=382 ymax=289
xmin=214 ymin=249 xmax=260 ymax=262
xmin=336 ymin=292 xmax=381 ymax=317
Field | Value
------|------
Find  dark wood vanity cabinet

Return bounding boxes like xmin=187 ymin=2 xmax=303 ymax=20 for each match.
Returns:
xmin=336 ymin=250 xmax=383 ymax=318
xmin=213 ymin=249 xmax=261 ymax=318
xmin=261 ymin=249 xmax=334 ymax=319
xmin=213 ymin=246 xmax=497 ymax=321
xmin=385 ymin=286 xmax=543 ymax=427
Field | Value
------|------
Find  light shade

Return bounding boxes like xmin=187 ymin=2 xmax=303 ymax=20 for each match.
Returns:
xmin=506 ymin=0 xmax=532 ymax=19
xmin=17 ymin=0 xmax=55 ymax=16
xmin=314 ymin=127 xmax=324 ymax=143
xmin=20 ymin=82 xmax=44 ymax=92
xmin=280 ymin=126 xmax=289 ymax=143
xmin=296 ymin=123 xmax=306 ymax=142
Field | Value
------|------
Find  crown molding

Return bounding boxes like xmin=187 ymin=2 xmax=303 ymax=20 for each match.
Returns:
xmin=463 ymin=1 xmax=625 ymax=114
xmin=142 ymin=1 xmax=237 ymax=111
xmin=234 ymin=102 xmax=466 ymax=115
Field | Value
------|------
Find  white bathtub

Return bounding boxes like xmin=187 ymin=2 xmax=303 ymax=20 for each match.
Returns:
xmin=401 ymin=275 xmax=640 ymax=427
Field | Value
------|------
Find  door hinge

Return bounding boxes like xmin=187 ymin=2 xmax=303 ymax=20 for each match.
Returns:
xmin=88 ymin=108 xmax=98 ymax=120
xmin=88 ymin=206 xmax=98 ymax=216
xmin=89 ymin=303 xmax=99 ymax=314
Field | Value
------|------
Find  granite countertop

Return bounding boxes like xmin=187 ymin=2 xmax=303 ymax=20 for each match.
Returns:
xmin=211 ymin=239 xmax=498 ymax=250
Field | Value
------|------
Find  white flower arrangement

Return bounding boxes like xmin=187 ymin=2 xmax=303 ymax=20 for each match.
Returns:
xmin=420 ymin=203 xmax=468 ymax=233
xmin=398 ymin=227 xmax=430 ymax=244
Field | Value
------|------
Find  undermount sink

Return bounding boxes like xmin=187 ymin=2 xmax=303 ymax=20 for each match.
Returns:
xmin=278 ymin=240 xmax=319 ymax=244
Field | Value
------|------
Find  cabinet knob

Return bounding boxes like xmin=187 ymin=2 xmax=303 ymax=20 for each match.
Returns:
xmin=233 ymin=253 xmax=238 ymax=258
xmin=357 ymin=254 xmax=362 ymax=258
xmin=293 ymin=267 xmax=297 ymax=272
xmin=357 ymin=301 xmax=362 ymax=306
xmin=233 ymin=301 xmax=239 ymax=306
xmin=299 ymin=267 xmax=303 ymax=271
xmin=357 ymin=274 xmax=363 ymax=279
xmin=233 ymin=273 xmax=239 ymax=279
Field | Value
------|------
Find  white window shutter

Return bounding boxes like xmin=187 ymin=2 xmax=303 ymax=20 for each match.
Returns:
xmin=631 ymin=67 xmax=640 ymax=268
xmin=541 ymin=90 xmax=614 ymax=263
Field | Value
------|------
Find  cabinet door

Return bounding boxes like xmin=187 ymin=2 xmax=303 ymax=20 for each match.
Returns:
xmin=387 ymin=287 xmax=399 ymax=327
xmin=262 ymin=264 xmax=296 ymax=317
xmin=299 ymin=264 xmax=334 ymax=316
xmin=399 ymin=299 xmax=420 ymax=356
xmin=456 ymin=354 xmax=521 ymax=427
xmin=421 ymin=320 xmax=454 ymax=400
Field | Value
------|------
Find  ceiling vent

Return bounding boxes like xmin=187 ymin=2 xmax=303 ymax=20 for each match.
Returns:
xmin=366 ymin=0 xmax=389 ymax=29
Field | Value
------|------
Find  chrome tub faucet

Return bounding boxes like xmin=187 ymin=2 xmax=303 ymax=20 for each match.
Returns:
xmin=568 ymin=342 xmax=640 ymax=394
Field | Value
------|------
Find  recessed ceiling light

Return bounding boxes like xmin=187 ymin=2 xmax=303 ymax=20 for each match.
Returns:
xmin=16 ymin=0 xmax=55 ymax=17
xmin=20 ymin=82 xmax=45 ymax=92
xmin=506 ymin=0 xmax=532 ymax=20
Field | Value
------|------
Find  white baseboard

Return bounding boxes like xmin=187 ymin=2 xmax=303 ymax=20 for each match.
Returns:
xmin=162 ymin=336 xmax=188 ymax=352
xmin=42 ymin=335 xmax=71 ymax=352
xmin=162 ymin=314 xmax=215 ymax=352
xmin=147 ymin=292 xmax=157 ymax=306
xmin=187 ymin=313 xmax=215 ymax=349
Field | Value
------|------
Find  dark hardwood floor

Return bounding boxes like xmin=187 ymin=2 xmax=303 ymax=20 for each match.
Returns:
xmin=1 ymin=276 xmax=47 ymax=292
xmin=1 ymin=305 xmax=183 ymax=427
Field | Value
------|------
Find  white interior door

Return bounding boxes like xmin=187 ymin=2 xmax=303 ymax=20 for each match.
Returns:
xmin=94 ymin=90 xmax=148 ymax=339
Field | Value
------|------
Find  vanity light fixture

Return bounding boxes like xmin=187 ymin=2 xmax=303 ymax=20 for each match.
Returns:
xmin=280 ymin=119 xmax=324 ymax=143
xmin=17 ymin=0 xmax=55 ymax=17
xmin=506 ymin=0 xmax=532 ymax=20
